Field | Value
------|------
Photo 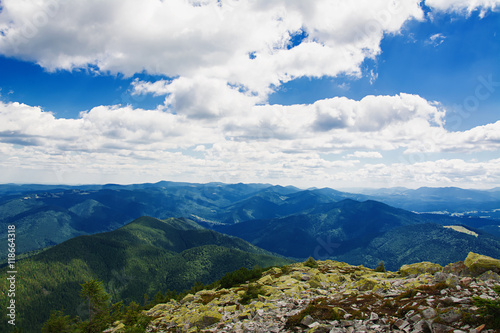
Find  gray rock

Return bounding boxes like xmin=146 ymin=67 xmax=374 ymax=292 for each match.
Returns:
xmin=394 ymin=319 xmax=410 ymax=330
xmin=432 ymin=322 xmax=455 ymax=333
xmin=434 ymin=272 xmax=449 ymax=283
xmin=478 ymin=271 xmax=500 ymax=282
xmin=439 ymin=310 xmax=462 ymax=324
xmin=409 ymin=313 xmax=423 ymax=323
xmin=411 ymin=319 xmax=432 ymax=333
xmin=421 ymin=308 xmax=437 ymax=319
xmin=370 ymin=312 xmax=379 ymax=321
xmin=341 ymin=320 xmax=354 ymax=327
xmin=301 ymin=314 xmax=315 ymax=326
xmin=308 ymin=321 xmax=321 ymax=328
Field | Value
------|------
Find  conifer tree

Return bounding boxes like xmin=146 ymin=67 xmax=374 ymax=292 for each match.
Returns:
xmin=79 ymin=279 xmax=111 ymax=332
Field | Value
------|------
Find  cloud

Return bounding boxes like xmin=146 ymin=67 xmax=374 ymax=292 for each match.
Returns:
xmin=343 ymin=158 xmax=500 ymax=188
xmin=347 ymin=151 xmax=384 ymax=159
xmin=426 ymin=0 xmax=500 ymax=17
xmin=0 ymin=0 xmax=424 ymax=97
xmin=1 ymin=90 xmax=499 ymax=187
xmin=426 ymin=33 xmax=446 ymax=46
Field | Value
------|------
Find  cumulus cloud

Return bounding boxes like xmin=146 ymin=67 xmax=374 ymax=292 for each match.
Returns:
xmin=0 ymin=0 xmax=425 ymax=96
xmin=0 ymin=0 xmax=499 ymax=187
xmin=1 ymin=92 xmax=499 ymax=187
xmin=0 ymin=101 xmax=219 ymax=151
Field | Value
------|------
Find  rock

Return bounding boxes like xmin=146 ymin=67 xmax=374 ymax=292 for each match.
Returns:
xmin=443 ymin=261 xmax=471 ymax=277
xmin=301 ymin=314 xmax=315 ymax=326
xmin=356 ymin=277 xmax=378 ymax=291
xmin=421 ymin=308 xmax=436 ymax=319
xmin=308 ymin=321 xmax=321 ymax=328
xmin=432 ymin=322 xmax=455 ymax=333
xmin=103 ymin=322 xmax=125 ymax=333
xmin=142 ymin=256 xmax=500 ymax=333
xmin=434 ymin=272 xmax=449 ymax=283
xmin=439 ymin=310 xmax=462 ymax=324
xmin=477 ymin=270 xmax=500 ymax=281
xmin=263 ymin=267 xmax=282 ymax=276
xmin=180 ymin=293 xmax=198 ymax=304
xmin=394 ymin=319 xmax=410 ymax=330
xmin=399 ymin=262 xmax=443 ymax=276
xmin=409 ymin=313 xmax=423 ymax=323
xmin=257 ymin=274 xmax=274 ymax=285
xmin=192 ymin=310 xmax=223 ymax=328
xmin=475 ymin=324 xmax=486 ymax=332
xmin=464 ymin=252 xmax=500 ymax=276
xmin=412 ymin=319 xmax=432 ymax=333
xmin=446 ymin=275 xmax=460 ymax=288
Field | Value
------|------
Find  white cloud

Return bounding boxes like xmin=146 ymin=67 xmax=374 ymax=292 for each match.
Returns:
xmin=0 ymin=0 xmax=499 ymax=187
xmin=0 ymin=0 xmax=424 ymax=97
xmin=426 ymin=0 xmax=500 ymax=17
xmin=427 ymin=33 xmax=446 ymax=46
xmin=342 ymin=158 xmax=500 ymax=189
xmin=1 ymin=93 xmax=499 ymax=187
xmin=347 ymin=151 xmax=384 ymax=159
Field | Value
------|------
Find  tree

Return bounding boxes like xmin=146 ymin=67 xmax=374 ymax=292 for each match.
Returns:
xmin=41 ymin=310 xmax=76 ymax=333
xmin=79 ymin=279 xmax=111 ymax=332
xmin=375 ymin=261 xmax=386 ymax=272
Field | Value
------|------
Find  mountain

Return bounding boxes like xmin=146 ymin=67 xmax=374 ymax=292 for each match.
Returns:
xmin=0 ymin=182 xmax=303 ymax=258
xmin=357 ymin=186 xmax=500 ymax=217
xmin=0 ymin=182 xmax=367 ymax=258
xmin=0 ymin=216 xmax=291 ymax=332
xmin=1 ymin=181 xmax=498 ymax=261
xmin=339 ymin=223 xmax=500 ymax=270
xmin=215 ymin=199 xmax=500 ymax=270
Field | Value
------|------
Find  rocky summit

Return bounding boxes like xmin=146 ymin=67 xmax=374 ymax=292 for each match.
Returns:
xmin=110 ymin=252 xmax=500 ymax=333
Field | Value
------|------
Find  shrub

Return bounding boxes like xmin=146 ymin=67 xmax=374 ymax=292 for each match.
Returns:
xmin=375 ymin=261 xmax=386 ymax=272
xmin=285 ymin=297 xmax=343 ymax=328
xmin=239 ymin=283 xmax=264 ymax=305
xmin=473 ymin=285 xmax=500 ymax=329
xmin=304 ymin=257 xmax=319 ymax=268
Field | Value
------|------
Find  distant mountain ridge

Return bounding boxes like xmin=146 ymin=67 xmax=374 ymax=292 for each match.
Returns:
xmin=0 ymin=181 xmax=499 ymax=259
xmin=355 ymin=186 xmax=500 ymax=215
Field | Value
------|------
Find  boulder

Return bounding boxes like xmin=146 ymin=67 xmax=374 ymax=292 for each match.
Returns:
xmin=442 ymin=261 xmax=471 ymax=277
xmin=464 ymin=252 xmax=500 ymax=276
xmin=399 ymin=262 xmax=442 ymax=276
xmin=438 ymin=309 xmax=462 ymax=324
xmin=477 ymin=270 xmax=500 ymax=282
xmin=257 ymin=274 xmax=274 ymax=285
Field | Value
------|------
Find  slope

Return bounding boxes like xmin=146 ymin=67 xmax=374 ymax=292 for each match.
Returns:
xmin=0 ymin=216 xmax=291 ymax=332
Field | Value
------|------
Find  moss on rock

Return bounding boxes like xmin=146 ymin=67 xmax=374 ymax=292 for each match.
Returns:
xmin=464 ymin=252 xmax=500 ymax=276
xmin=399 ymin=262 xmax=442 ymax=276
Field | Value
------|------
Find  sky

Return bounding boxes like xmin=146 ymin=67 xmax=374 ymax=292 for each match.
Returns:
xmin=0 ymin=0 xmax=499 ymax=189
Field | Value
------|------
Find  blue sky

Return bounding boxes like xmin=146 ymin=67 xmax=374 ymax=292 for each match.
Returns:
xmin=0 ymin=0 xmax=499 ymax=188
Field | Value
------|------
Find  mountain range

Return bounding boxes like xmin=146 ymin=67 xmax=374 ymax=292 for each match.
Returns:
xmin=1 ymin=182 xmax=498 ymax=260
xmin=1 ymin=181 xmax=500 ymax=332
